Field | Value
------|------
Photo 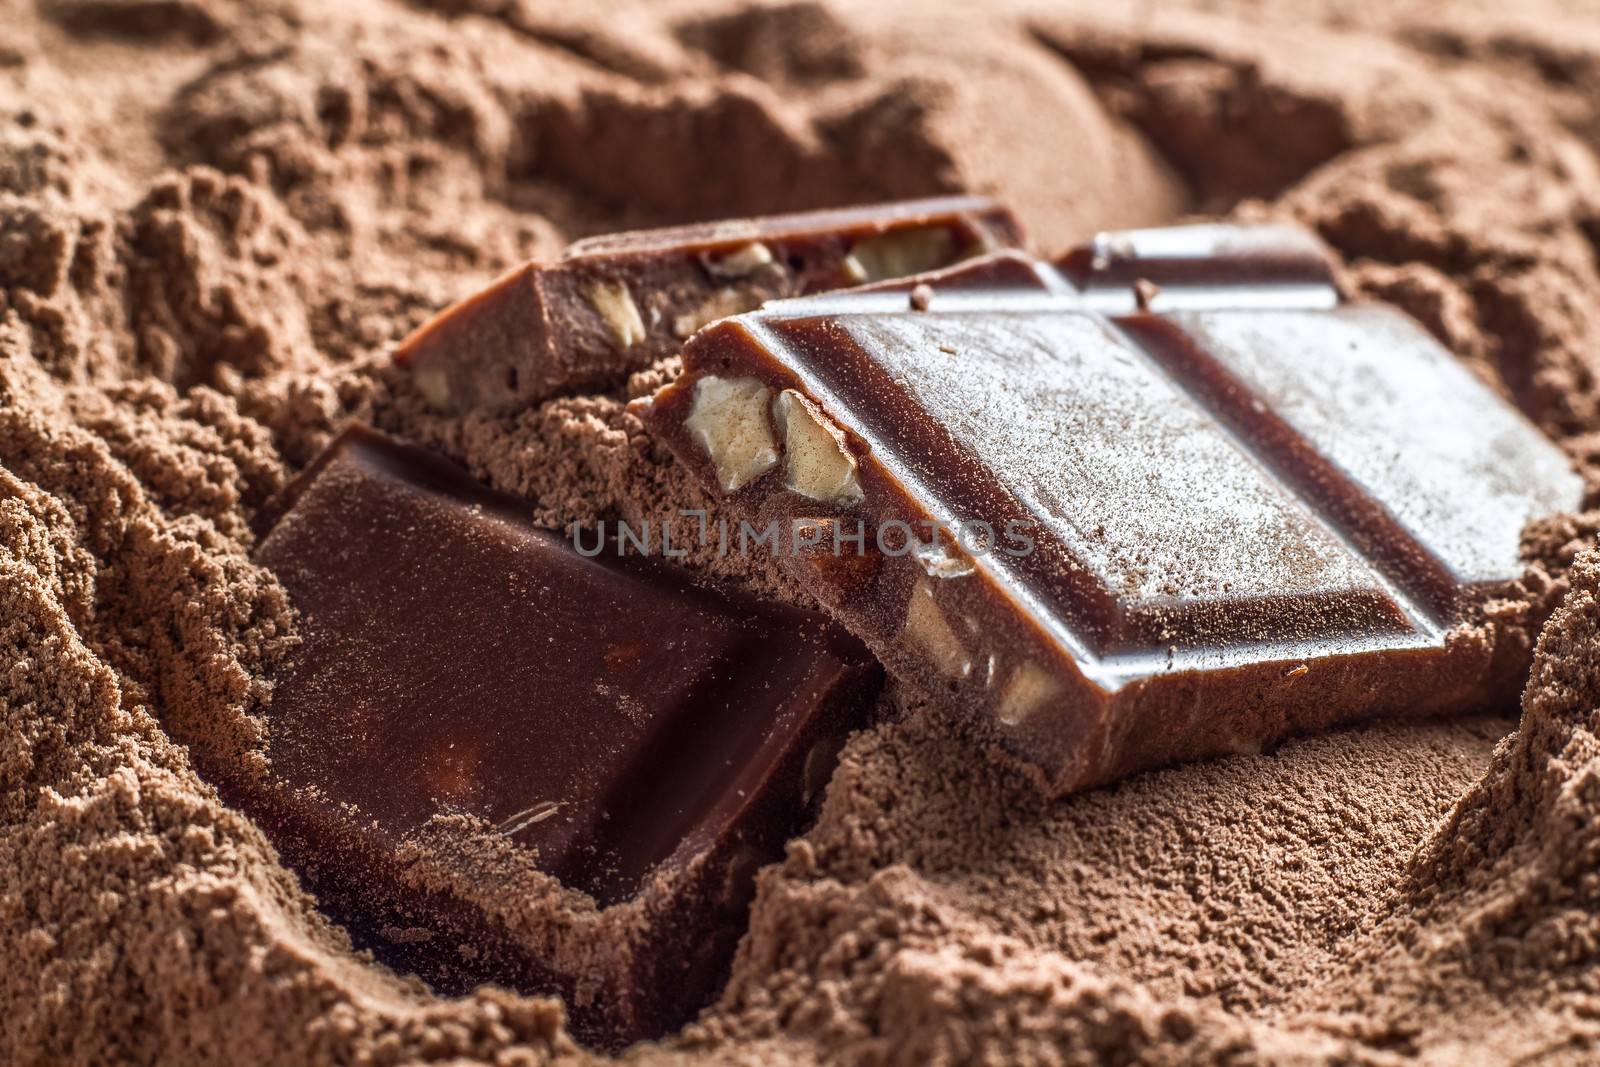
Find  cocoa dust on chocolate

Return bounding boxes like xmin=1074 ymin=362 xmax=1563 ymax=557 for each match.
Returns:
xmin=6 ymin=0 xmax=1600 ymax=1064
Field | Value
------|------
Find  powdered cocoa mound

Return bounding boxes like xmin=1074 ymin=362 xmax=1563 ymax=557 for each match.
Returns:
xmin=5 ymin=1 xmax=1600 ymax=1064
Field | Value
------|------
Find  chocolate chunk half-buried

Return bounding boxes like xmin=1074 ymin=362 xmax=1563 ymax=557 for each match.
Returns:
xmin=244 ymin=425 xmax=881 ymax=1046
xmin=394 ymin=196 xmax=1021 ymax=414
xmin=635 ymin=222 xmax=1583 ymax=797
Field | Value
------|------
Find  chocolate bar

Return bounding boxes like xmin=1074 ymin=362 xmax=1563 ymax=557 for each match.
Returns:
xmin=395 ymin=196 xmax=1021 ymax=414
xmin=636 ymin=223 xmax=1582 ymax=796
xmin=243 ymin=425 xmax=881 ymax=1044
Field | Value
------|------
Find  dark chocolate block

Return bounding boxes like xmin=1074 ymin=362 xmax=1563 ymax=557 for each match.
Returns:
xmin=244 ymin=425 xmax=881 ymax=1044
xmin=636 ymin=224 xmax=1580 ymax=796
xmin=394 ymin=196 xmax=1021 ymax=414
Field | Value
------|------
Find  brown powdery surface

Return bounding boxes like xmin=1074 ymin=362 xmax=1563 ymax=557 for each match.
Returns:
xmin=6 ymin=0 xmax=1600 ymax=1063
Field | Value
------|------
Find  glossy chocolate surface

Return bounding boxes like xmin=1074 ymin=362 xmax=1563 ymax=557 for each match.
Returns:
xmin=247 ymin=425 xmax=881 ymax=1041
xmin=639 ymin=224 xmax=1582 ymax=795
xmin=395 ymin=196 xmax=1021 ymax=414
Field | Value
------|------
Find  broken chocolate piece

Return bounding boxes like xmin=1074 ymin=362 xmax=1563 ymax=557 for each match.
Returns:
xmin=242 ymin=425 xmax=881 ymax=1045
xmin=637 ymin=224 xmax=1581 ymax=796
xmin=394 ymin=196 xmax=1021 ymax=414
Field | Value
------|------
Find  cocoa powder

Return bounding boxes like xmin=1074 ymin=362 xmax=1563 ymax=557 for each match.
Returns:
xmin=6 ymin=0 xmax=1600 ymax=1064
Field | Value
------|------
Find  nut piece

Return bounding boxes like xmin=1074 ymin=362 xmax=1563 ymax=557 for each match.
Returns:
xmin=583 ymin=278 xmax=647 ymax=348
xmin=673 ymin=286 xmax=760 ymax=339
xmin=901 ymin=580 xmax=972 ymax=679
xmin=705 ymin=241 xmax=775 ymax=279
xmin=801 ymin=735 xmax=847 ymax=805
xmin=685 ymin=375 xmax=778 ymax=492
xmin=413 ymin=365 xmax=451 ymax=411
xmin=842 ymin=226 xmax=958 ymax=284
xmin=774 ymin=389 xmax=863 ymax=504
xmin=913 ymin=538 xmax=975 ymax=579
xmin=996 ymin=662 xmax=1060 ymax=727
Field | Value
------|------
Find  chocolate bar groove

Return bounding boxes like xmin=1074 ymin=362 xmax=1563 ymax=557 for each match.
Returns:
xmin=1116 ymin=312 xmax=1453 ymax=625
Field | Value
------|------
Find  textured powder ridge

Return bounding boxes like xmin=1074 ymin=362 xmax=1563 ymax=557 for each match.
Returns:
xmin=5 ymin=0 xmax=1600 ymax=1064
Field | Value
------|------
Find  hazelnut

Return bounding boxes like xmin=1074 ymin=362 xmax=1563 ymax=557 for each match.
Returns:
xmin=901 ymin=580 xmax=972 ymax=679
xmin=842 ymin=226 xmax=958 ymax=284
xmin=673 ymin=286 xmax=759 ymax=339
xmin=583 ymin=278 xmax=647 ymax=348
xmin=801 ymin=735 xmax=847 ymax=805
xmin=705 ymin=241 xmax=775 ymax=279
xmin=996 ymin=662 xmax=1059 ymax=727
xmin=685 ymin=375 xmax=779 ymax=492
xmin=774 ymin=388 xmax=863 ymax=504
xmin=412 ymin=365 xmax=451 ymax=411
xmin=913 ymin=538 xmax=975 ymax=579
